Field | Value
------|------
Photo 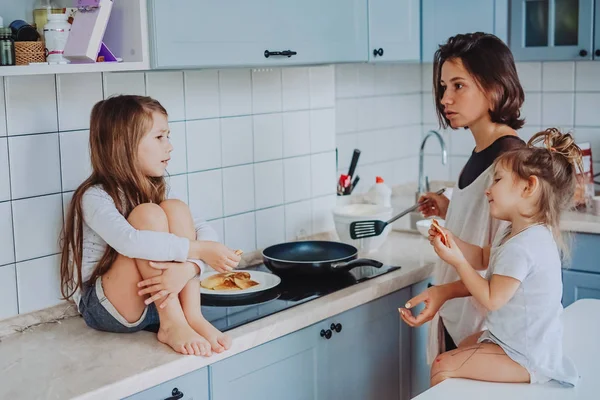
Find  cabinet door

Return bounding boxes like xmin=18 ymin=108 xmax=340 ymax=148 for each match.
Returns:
xmin=210 ymin=324 xmax=321 ymax=400
xmin=409 ymin=278 xmax=433 ymax=399
xmin=318 ymin=288 xmax=411 ymax=400
xmin=148 ymin=0 xmax=368 ymax=69
xmin=562 ymin=270 xmax=600 ymax=307
xmin=595 ymin=0 xmax=600 ymax=59
xmin=369 ymin=0 xmax=420 ymax=62
xmin=421 ymin=0 xmax=508 ymax=62
xmin=123 ymin=367 xmax=209 ymax=400
xmin=564 ymin=233 xmax=600 ymax=274
xmin=510 ymin=0 xmax=594 ymax=61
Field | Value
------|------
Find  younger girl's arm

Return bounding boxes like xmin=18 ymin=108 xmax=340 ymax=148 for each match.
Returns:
xmin=430 ymin=228 xmax=490 ymax=270
xmin=432 ymin=235 xmax=522 ymax=312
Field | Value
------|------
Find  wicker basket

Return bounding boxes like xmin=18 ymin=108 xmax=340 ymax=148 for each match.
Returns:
xmin=15 ymin=41 xmax=46 ymax=65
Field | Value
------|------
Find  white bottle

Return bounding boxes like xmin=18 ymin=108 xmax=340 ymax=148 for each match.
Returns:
xmin=365 ymin=176 xmax=392 ymax=208
xmin=44 ymin=13 xmax=71 ymax=64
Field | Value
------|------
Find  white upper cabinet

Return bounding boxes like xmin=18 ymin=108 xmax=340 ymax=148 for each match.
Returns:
xmin=148 ymin=0 xmax=369 ymax=69
xmin=421 ymin=0 xmax=508 ymax=62
xmin=368 ymin=0 xmax=421 ymax=62
xmin=510 ymin=0 xmax=595 ymax=61
xmin=0 ymin=0 xmax=149 ymax=76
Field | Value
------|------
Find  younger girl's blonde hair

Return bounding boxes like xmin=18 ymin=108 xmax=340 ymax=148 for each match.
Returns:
xmin=494 ymin=128 xmax=583 ymax=257
xmin=60 ymin=95 xmax=168 ymax=300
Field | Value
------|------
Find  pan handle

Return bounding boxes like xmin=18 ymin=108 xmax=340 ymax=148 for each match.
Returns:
xmin=330 ymin=258 xmax=383 ymax=271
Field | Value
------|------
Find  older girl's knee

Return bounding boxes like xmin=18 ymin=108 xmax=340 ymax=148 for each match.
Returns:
xmin=128 ymin=203 xmax=169 ymax=231
xmin=159 ymin=199 xmax=189 ymax=215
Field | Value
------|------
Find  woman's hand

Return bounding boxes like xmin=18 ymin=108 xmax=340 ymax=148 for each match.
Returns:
xmin=399 ymin=286 xmax=448 ymax=327
xmin=137 ymin=261 xmax=197 ymax=308
xmin=197 ymin=241 xmax=242 ymax=273
xmin=418 ymin=192 xmax=450 ymax=219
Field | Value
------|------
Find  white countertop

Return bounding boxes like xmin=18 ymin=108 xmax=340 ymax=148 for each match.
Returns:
xmin=561 ymin=210 xmax=600 ymax=234
xmin=0 ymin=231 xmax=437 ymax=400
xmin=413 ymin=299 xmax=600 ymax=400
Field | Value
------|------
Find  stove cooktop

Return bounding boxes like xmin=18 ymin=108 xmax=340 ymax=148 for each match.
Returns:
xmin=202 ymin=263 xmax=401 ymax=332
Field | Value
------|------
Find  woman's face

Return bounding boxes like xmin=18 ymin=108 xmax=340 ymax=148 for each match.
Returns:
xmin=439 ymin=58 xmax=491 ymax=129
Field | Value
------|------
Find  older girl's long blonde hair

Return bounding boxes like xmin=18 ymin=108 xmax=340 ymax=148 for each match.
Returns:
xmin=60 ymin=95 xmax=168 ymax=300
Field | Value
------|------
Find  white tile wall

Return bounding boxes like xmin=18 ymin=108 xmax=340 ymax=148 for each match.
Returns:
xmin=515 ymin=61 xmax=600 ymax=173
xmin=0 ymin=66 xmax=339 ymax=320
xmin=335 ymin=64 xmax=425 ymax=194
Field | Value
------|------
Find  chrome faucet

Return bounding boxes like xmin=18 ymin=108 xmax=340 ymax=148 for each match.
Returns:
xmin=418 ymin=130 xmax=447 ymax=194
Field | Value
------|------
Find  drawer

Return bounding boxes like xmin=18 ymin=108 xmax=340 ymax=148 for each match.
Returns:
xmin=123 ymin=367 xmax=209 ymax=400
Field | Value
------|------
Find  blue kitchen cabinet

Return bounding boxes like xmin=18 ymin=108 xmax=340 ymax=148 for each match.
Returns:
xmin=210 ymin=288 xmax=412 ymax=400
xmin=421 ymin=0 xmax=508 ymax=62
xmin=209 ymin=320 xmax=321 ymax=399
xmin=409 ymin=278 xmax=433 ymax=399
xmin=562 ymin=233 xmax=600 ymax=307
xmin=509 ymin=0 xmax=595 ymax=61
xmin=562 ymin=270 xmax=600 ymax=307
xmin=147 ymin=0 xmax=368 ymax=69
xmin=368 ymin=0 xmax=421 ymax=62
xmin=595 ymin=0 xmax=600 ymax=59
xmin=317 ymin=288 xmax=411 ymax=400
xmin=123 ymin=367 xmax=209 ymax=400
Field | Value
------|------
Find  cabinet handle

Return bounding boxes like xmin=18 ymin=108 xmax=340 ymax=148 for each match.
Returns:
xmin=264 ymin=50 xmax=297 ymax=58
xmin=320 ymin=329 xmax=332 ymax=340
xmin=331 ymin=323 xmax=342 ymax=333
xmin=579 ymin=49 xmax=588 ymax=57
xmin=373 ymin=48 xmax=384 ymax=57
xmin=164 ymin=388 xmax=184 ymax=400
xmin=595 ymin=49 xmax=600 ymax=57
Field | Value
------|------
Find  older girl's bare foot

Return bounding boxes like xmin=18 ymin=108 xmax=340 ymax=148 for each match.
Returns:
xmin=157 ymin=321 xmax=212 ymax=356
xmin=188 ymin=316 xmax=232 ymax=353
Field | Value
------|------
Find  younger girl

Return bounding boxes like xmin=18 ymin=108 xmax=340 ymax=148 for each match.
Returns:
xmin=422 ymin=128 xmax=581 ymax=386
xmin=60 ymin=95 xmax=241 ymax=357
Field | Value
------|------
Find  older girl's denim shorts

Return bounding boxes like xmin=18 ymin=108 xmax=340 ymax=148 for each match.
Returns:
xmin=79 ymin=276 xmax=160 ymax=333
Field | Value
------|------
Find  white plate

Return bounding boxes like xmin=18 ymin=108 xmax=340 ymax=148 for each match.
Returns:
xmin=199 ymin=270 xmax=281 ymax=296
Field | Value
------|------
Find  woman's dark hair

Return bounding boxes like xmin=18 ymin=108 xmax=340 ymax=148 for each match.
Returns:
xmin=433 ymin=32 xmax=525 ymax=130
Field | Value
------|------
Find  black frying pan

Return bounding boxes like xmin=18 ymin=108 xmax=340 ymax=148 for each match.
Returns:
xmin=262 ymin=241 xmax=383 ymax=276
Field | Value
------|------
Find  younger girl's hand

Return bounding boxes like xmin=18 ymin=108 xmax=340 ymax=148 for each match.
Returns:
xmin=431 ymin=232 xmax=466 ymax=268
xmin=418 ymin=192 xmax=450 ymax=219
xmin=137 ymin=261 xmax=197 ymax=308
xmin=198 ymin=241 xmax=241 ymax=273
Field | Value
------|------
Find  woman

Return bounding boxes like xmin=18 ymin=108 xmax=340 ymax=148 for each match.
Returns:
xmin=400 ymin=32 xmax=526 ymax=364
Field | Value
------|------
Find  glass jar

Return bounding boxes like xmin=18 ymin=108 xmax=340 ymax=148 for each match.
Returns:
xmin=33 ymin=0 xmax=63 ymax=37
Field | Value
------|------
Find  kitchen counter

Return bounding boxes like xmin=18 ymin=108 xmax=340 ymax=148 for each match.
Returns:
xmin=560 ymin=210 xmax=600 ymax=234
xmin=390 ymin=182 xmax=600 ymax=235
xmin=413 ymin=299 xmax=600 ymax=400
xmin=0 ymin=231 xmax=437 ymax=400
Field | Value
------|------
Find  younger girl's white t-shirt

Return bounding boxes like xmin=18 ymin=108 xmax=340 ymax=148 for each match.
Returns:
xmin=478 ymin=224 xmax=578 ymax=386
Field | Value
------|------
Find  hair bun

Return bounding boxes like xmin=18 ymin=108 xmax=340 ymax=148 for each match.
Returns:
xmin=527 ymin=128 xmax=584 ymax=173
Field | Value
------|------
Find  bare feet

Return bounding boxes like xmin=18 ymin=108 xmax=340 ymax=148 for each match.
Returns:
xmin=188 ymin=316 xmax=232 ymax=354
xmin=157 ymin=321 xmax=212 ymax=356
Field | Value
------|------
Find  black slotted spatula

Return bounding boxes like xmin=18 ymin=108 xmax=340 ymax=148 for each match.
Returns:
xmin=349 ymin=189 xmax=445 ymax=240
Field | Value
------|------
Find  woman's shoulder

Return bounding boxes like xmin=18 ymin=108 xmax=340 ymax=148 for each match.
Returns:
xmin=493 ymin=133 xmax=525 ymax=154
